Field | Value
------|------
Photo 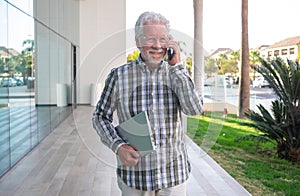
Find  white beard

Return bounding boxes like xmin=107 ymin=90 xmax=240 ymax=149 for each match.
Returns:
xmin=146 ymin=49 xmax=165 ymax=64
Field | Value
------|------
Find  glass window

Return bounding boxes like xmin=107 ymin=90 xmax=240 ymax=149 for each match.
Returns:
xmin=268 ymin=51 xmax=272 ymax=57
xmin=0 ymin=0 xmax=76 ymax=177
xmin=281 ymin=49 xmax=287 ymax=55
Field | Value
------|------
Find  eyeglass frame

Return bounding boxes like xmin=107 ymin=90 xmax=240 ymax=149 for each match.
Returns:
xmin=140 ymin=35 xmax=171 ymax=45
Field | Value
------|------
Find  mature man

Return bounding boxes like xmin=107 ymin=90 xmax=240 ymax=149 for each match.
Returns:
xmin=93 ymin=11 xmax=203 ymax=196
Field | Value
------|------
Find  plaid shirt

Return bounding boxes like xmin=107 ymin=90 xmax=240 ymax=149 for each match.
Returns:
xmin=93 ymin=57 xmax=203 ymax=191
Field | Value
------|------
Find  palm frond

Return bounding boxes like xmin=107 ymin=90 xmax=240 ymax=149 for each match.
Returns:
xmin=247 ymin=58 xmax=300 ymax=161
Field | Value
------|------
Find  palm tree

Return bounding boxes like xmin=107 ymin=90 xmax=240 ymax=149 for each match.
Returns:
xmin=22 ymin=39 xmax=34 ymax=78
xmin=215 ymin=53 xmax=228 ymax=71
xmin=230 ymin=50 xmax=240 ymax=65
xmin=246 ymin=58 xmax=300 ymax=162
xmin=22 ymin=39 xmax=34 ymax=53
xmin=249 ymin=50 xmax=260 ymax=80
xmin=193 ymin=0 xmax=204 ymax=94
xmin=0 ymin=56 xmax=4 ymax=73
xmin=204 ymin=56 xmax=218 ymax=77
xmin=15 ymin=51 xmax=30 ymax=84
xmin=238 ymin=0 xmax=250 ymax=118
xmin=229 ymin=51 xmax=240 ymax=78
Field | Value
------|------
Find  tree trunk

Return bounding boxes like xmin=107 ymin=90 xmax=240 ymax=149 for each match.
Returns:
xmin=238 ymin=0 xmax=250 ymax=118
xmin=193 ymin=0 xmax=204 ymax=95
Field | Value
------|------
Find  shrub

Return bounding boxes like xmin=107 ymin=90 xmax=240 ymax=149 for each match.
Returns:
xmin=246 ymin=58 xmax=300 ymax=162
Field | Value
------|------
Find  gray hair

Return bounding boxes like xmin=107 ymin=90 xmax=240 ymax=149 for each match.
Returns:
xmin=135 ymin=11 xmax=170 ymax=39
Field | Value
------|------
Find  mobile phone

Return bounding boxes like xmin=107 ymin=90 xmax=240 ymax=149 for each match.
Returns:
xmin=168 ymin=48 xmax=174 ymax=61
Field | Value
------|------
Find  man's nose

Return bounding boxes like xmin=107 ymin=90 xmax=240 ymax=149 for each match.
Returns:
xmin=152 ymin=39 xmax=163 ymax=48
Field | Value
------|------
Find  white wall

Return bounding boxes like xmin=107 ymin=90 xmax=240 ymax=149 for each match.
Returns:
xmin=34 ymin=0 xmax=126 ymax=105
xmin=262 ymin=45 xmax=299 ymax=62
xmin=79 ymin=0 xmax=126 ymax=104
xmin=34 ymin=0 xmax=79 ymax=105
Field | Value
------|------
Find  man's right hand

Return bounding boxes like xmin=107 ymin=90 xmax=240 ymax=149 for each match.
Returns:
xmin=117 ymin=144 xmax=140 ymax=166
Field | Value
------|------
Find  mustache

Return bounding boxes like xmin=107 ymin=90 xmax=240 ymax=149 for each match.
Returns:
xmin=148 ymin=49 xmax=164 ymax=53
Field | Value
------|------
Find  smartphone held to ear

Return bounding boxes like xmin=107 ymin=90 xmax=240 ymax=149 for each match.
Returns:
xmin=167 ymin=48 xmax=174 ymax=61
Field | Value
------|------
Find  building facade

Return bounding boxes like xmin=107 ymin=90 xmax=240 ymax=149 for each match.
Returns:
xmin=0 ymin=0 xmax=126 ymax=177
xmin=260 ymin=36 xmax=300 ymax=62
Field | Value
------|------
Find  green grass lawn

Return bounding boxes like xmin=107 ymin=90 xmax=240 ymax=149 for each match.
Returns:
xmin=187 ymin=113 xmax=300 ymax=196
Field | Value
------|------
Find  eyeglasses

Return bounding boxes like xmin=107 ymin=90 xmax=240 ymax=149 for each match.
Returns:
xmin=141 ymin=35 xmax=169 ymax=45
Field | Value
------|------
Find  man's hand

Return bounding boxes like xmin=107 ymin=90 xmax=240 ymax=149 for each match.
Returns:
xmin=167 ymin=39 xmax=180 ymax=66
xmin=117 ymin=144 xmax=140 ymax=166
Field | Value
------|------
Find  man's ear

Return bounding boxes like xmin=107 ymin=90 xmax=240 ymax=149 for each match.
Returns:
xmin=135 ymin=37 xmax=141 ymax=48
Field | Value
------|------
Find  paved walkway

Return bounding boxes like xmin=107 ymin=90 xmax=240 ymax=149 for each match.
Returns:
xmin=0 ymin=106 xmax=251 ymax=196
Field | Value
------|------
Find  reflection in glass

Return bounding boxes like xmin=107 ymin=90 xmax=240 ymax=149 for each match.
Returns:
xmin=0 ymin=0 xmax=74 ymax=177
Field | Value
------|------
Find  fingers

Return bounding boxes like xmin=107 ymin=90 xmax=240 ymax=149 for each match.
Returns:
xmin=166 ymin=38 xmax=180 ymax=65
xmin=129 ymin=149 xmax=140 ymax=159
xmin=117 ymin=144 xmax=140 ymax=166
xmin=167 ymin=39 xmax=179 ymax=53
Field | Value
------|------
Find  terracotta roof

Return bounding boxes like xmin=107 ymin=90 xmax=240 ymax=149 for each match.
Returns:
xmin=209 ymin=48 xmax=233 ymax=58
xmin=266 ymin=36 xmax=300 ymax=49
xmin=251 ymin=45 xmax=269 ymax=51
xmin=0 ymin=46 xmax=19 ymax=57
xmin=7 ymin=48 xmax=19 ymax=56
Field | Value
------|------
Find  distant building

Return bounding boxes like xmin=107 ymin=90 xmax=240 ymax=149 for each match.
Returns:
xmin=251 ymin=45 xmax=269 ymax=53
xmin=260 ymin=36 xmax=300 ymax=61
xmin=0 ymin=46 xmax=20 ymax=62
xmin=209 ymin=48 xmax=233 ymax=59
